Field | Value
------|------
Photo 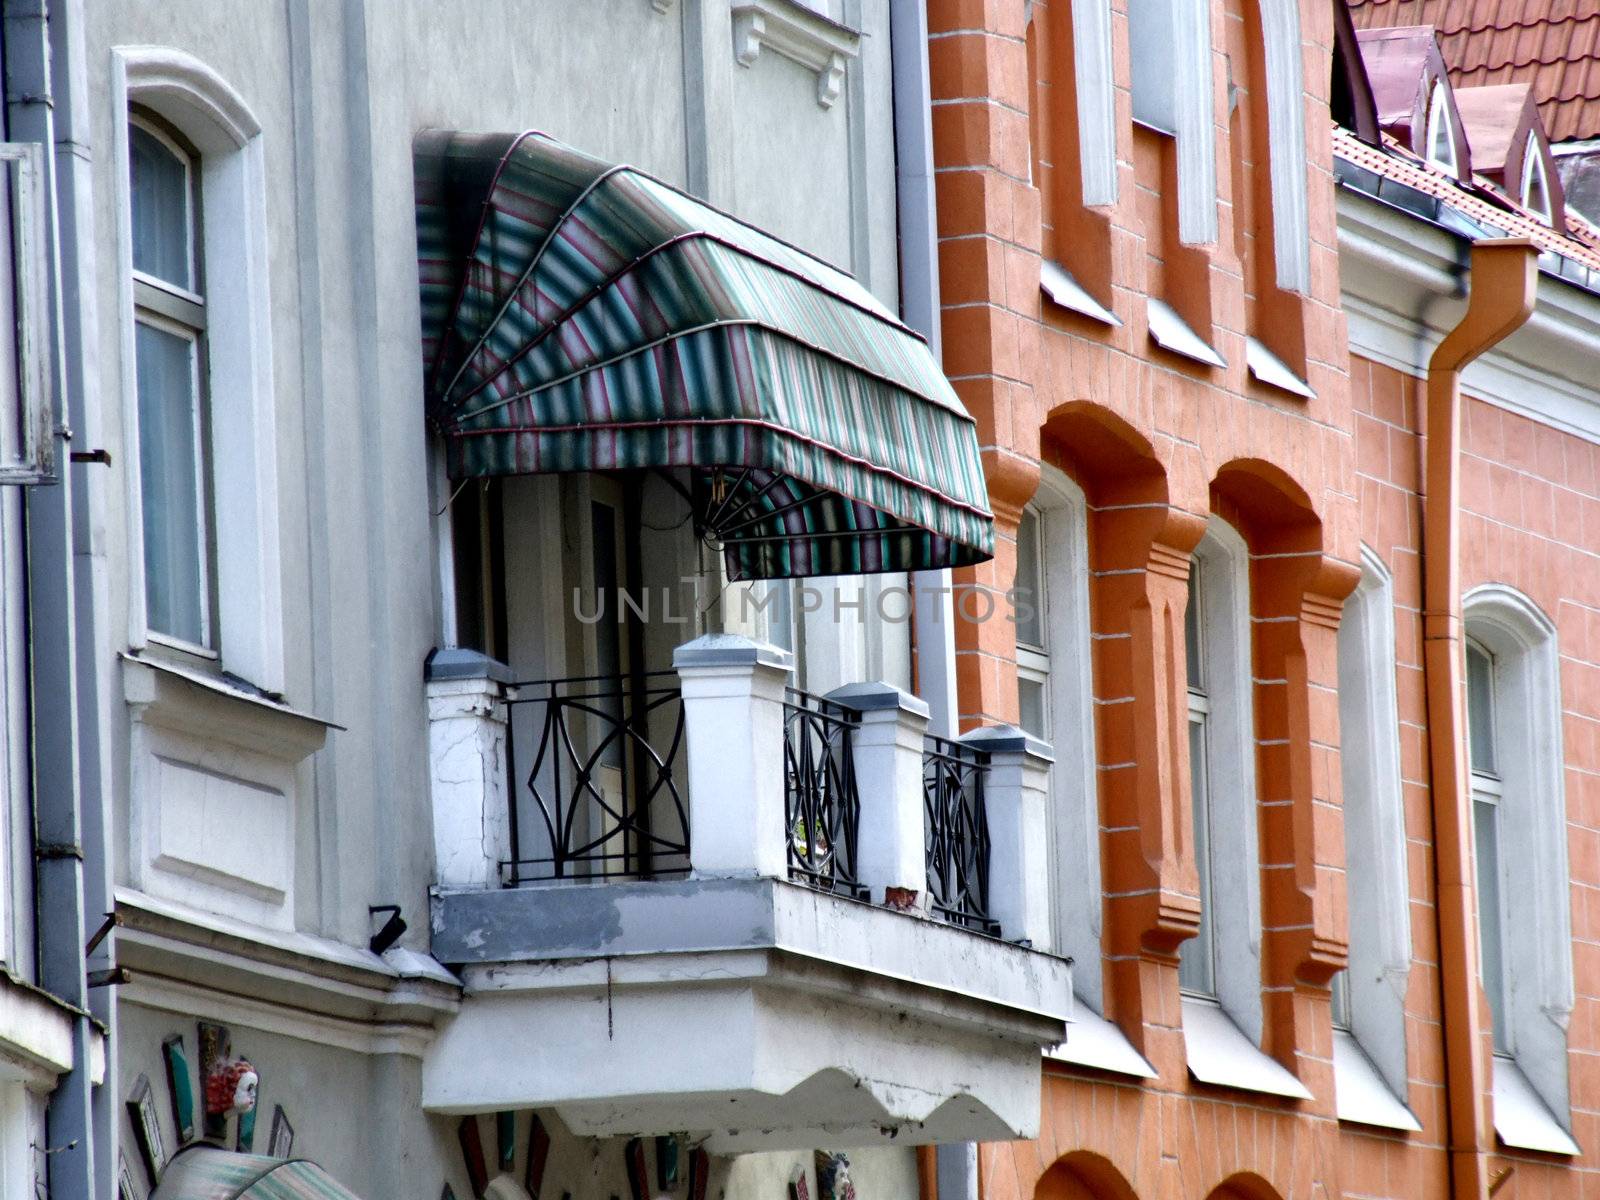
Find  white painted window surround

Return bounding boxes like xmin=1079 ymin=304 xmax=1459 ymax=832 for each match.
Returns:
xmin=112 ymin=47 xmax=284 ymax=696
xmin=1462 ymin=584 xmax=1578 ymax=1154
xmin=1523 ymin=147 xmax=1554 ymax=223
xmin=1177 ymin=519 xmax=1303 ymax=1099
xmin=1256 ymin=0 xmax=1311 ymax=292
xmin=1128 ymin=0 xmax=1217 ymax=244
xmin=1069 ymin=0 xmax=1117 ymax=207
xmin=1425 ymin=81 xmax=1460 ymax=176
xmin=1332 ymin=547 xmax=1419 ymax=1131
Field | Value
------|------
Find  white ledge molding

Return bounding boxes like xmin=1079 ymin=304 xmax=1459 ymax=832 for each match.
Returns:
xmin=732 ymin=1 xmax=860 ymax=109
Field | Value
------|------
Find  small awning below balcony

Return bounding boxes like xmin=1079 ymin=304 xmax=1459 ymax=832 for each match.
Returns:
xmin=415 ymin=131 xmax=994 ymax=580
xmin=151 ymin=1146 xmax=365 ymax=1200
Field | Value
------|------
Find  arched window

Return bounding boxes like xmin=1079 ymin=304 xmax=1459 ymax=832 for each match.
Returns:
xmin=1425 ymin=81 xmax=1459 ymax=174
xmin=1331 ymin=548 xmax=1418 ymax=1130
xmin=1463 ymin=585 xmax=1578 ymax=1155
xmin=114 ymin=47 xmax=284 ymax=693
xmin=1177 ymin=521 xmax=1308 ymax=1099
xmin=1020 ymin=469 xmax=1152 ymax=1078
xmin=1522 ymin=146 xmax=1553 ymax=222
xmin=129 ymin=113 xmax=212 ymax=650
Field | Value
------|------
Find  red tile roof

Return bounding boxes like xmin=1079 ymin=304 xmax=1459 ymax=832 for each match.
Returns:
xmin=1349 ymin=0 xmax=1600 ymax=142
xmin=1333 ymin=123 xmax=1600 ymax=272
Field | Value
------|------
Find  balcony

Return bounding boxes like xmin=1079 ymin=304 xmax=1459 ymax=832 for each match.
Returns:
xmin=419 ymin=635 xmax=1070 ymax=1152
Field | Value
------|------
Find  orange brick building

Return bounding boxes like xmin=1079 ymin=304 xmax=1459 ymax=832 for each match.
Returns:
xmin=927 ymin=0 xmax=1600 ymax=1196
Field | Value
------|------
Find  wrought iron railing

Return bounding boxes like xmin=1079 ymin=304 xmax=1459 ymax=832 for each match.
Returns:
xmin=501 ymin=671 xmax=688 ymax=885
xmin=783 ymin=689 xmax=866 ymax=898
xmin=922 ymin=735 xmax=997 ymax=934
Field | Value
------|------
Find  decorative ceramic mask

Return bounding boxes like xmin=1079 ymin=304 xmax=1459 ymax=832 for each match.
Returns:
xmin=205 ymin=1058 xmax=259 ymax=1118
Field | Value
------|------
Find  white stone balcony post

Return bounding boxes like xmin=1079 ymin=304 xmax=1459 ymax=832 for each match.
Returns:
xmin=673 ymin=634 xmax=793 ymax=878
xmin=961 ymin=725 xmax=1055 ymax=947
xmin=827 ymin=682 xmax=929 ymax=903
xmin=426 ymin=648 xmax=515 ymax=890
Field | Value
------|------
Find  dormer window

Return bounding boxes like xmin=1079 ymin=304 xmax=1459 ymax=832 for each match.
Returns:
xmin=1522 ymin=146 xmax=1553 ymax=221
xmin=1425 ymin=81 xmax=1458 ymax=173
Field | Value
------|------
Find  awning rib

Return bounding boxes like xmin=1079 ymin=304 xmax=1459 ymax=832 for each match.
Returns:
xmin=415 ymin=130 xmax=994 ymax=580
xmin=151 ymin=1146 xmax=365 ymax=1200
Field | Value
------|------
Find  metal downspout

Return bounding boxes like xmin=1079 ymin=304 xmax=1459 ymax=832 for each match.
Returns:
xmin=1421 ymin=238 xmax=1538 ymax=1200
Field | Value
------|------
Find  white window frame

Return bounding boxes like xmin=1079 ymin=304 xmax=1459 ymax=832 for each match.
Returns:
xmin=1332 ymin=546 xmax=1418 ymax=1129
xmin=113 ymin=47 xmax=284 ymax=694
xmin=1425 ymin=81 xmax=1460 ymax=175
xmin=129 ymin=114 xmax=215 ymax=655
xmin=1179 ymin=520 xmax=1262 ymax=1031
xmin=1522 ymin=144 xmax=1554 ymax=222
xmin=0 ymin=142 xmax=52 ymax=485
xmin=1017 ymin=469 xmax=1100 ymax=999
xmin=1462 ymin=583 xmax=1575 ymax=1147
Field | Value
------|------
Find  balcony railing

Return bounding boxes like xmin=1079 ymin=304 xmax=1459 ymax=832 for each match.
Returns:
xmin=782 ymin=688 xmax=865 ymax=898
xmin=501 ymin=671 xmax=688 ymax=885
xmin=923 ymin=734 xmax=997 ymax=934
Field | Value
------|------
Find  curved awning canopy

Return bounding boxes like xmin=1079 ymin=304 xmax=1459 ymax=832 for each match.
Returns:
xmin=415 ymin=131 xmax=994 ymax=580
xmin=151 ymin=1147 xmax=364 ymax=1200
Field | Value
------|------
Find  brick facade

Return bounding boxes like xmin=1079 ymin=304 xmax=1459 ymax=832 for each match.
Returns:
xmin=929 ymin=0 xmax=1600 ymax=1195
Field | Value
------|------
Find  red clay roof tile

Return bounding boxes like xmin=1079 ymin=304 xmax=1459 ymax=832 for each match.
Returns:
xmin=1351 ymin=0 xmax=1600 ymax=140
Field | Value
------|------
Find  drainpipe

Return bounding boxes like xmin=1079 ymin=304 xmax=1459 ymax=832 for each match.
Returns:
xmin=1421 ymin=237 xmax=1538 ymax=1200
xmin=891 ymin=0 xmax=959 ymax=742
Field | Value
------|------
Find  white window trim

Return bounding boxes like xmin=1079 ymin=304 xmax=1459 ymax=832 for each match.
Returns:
xmin=1128 ymin=0 xmax=1217 ymax=244
xmin=1183 ymin=520 xmax=1263 ymax=1037
xmin=1425 ymin=81 xmax=1460 ymax=175
xmin=113 ymin=47 xmax=284 ymax=695
xmin=1333 ymin=546 xmax=1416 ymax=1128
xmin=1522 ymin=144 xmax=1553 ymax=222
xmin=1257 ymin=0 xmax=1310 ymax=292
xmin=1025 ymin=469 xmax=1100 ymax=998
xmin=1463 ymin=583 xmax=1575 ymax=1145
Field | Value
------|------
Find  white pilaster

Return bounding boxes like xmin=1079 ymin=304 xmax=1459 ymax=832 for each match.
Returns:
xmin=961 ymin=725 xmax=1054 ymax=947
xmin=828 ymin=681 xmax=929 ymax=903
xmin=426 ymin=649 xmax=514 ymax=890
xmin=674 ymin=634 xmax=793 ymax=877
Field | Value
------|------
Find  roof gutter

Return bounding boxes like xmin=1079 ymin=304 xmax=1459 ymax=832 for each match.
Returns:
xmin=1422 ymin=237 xmax=1538 ymax=1200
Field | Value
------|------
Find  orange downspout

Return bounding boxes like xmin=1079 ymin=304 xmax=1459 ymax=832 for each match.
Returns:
xmin=1421 ymin=238 xmax=1538 ymax=1200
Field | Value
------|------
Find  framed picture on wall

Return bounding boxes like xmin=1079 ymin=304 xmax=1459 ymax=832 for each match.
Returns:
xmin=117 ymin=1151 xmax=143 ymax=1200
xmin=126 ymin=1074 xmax=167 ymax=1185
xmin=268 ymin=1105 xmax=294 ymax=1158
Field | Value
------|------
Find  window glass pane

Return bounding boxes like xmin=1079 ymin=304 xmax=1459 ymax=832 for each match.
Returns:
xmin=1018 ymin=675 xmax=1046 ymax=740
xmin=1015 ymin=509 xmax=1044 ymax=649
xmin=1330 ymin=968 xmax=1352 ymax=1030
xmin=136 ymin=322 xmax=206 ymax=645
xmin=1473 ymin=795 xmax=1509 ymax=1053
xmin=762 ymin=580 xmax=795 ymax=654
xmin=1179 ymin=716 xmax=1215 ymax=995
xmin=1466 ymin=643 xmax=1495 ymax=774
xmin=1185 ymin=563 xmax=1203 ymax=691
xmin=130 ymin=125 xmax=193 ymax=290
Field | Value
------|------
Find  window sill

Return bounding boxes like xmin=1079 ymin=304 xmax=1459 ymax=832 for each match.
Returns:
xmin=121 ymin=651 xmax=341 ymax=760
xmin=1040 ymin=261 xmax=1120 ymax=327
xmin=1494 ymin=1054 xmax=1580 ymax=1156
xmin=1147 ymin=299 xmax=1226 ymax=369
xmin=1245 ymin=336 xmax=1315 ymax=399
xmin=1333 ymin=1028 xmax=1421 ymax=1132
xmin=1045 ymin=995 xmax=1156 ymax=1079
xmin=1181 ymin=995 xmax=1312 ymax=1100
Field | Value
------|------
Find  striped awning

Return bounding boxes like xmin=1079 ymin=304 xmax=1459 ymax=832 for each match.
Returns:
xmin=415 ymin=131 xmax=994 ymax=580
xmin=151 ymin=1147 xmax=363 ymax=1200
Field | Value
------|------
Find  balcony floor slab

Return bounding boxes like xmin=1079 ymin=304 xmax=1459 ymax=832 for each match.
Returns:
xmin=424 ymin=877 xmax=1071 ymax=1151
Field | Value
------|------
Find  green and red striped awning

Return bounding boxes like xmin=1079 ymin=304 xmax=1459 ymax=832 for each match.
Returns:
xmin=415 ymin=131 xmax=994 ymax=580
xmin=151 ymin=1147 xmax=364 ymax=1200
